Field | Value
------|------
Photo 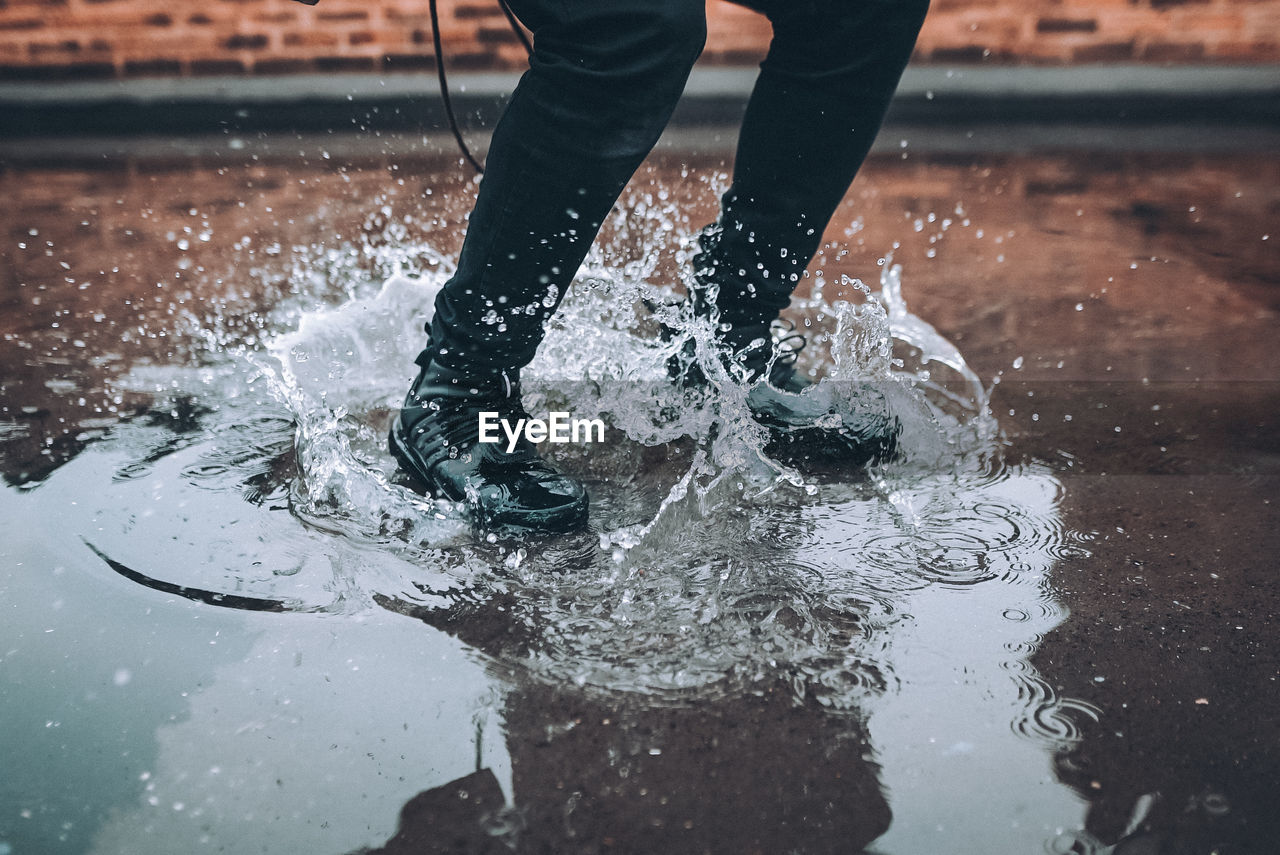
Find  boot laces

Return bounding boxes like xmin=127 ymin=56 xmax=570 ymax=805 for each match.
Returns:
xmin=732 ymin=318 xmax=807 ymax=382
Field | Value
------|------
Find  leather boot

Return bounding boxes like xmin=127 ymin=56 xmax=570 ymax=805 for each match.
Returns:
xmin=388 ymin=354 xmax=589 ymax=534
xmin=665 ymin=286 xmax=900 ymax=467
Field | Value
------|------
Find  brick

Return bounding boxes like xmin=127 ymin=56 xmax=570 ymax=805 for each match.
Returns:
xmin=284 ymin=31 xmax=338 ymax=48
xmin=124 ymin=57 xmax=180 ymax=74
xmin=453 ymin=4 xmax=502 ymax=19
xmin=385 ymin=10 xmax=430 ymax=24
xmin=29 ymin=38 xmax=81 ymax=56
xmin=225 ymin=33 xmax=269 ymax=50
xmin=381 ymin=52 xmax=434 ymax=70
xmin=447 ymin=49 xmax=496 ymax=70
xmin=189 ymin=57 xmax=243 ymax=74
xmin=253 ymin=56 xmax=310 ymax=73
xmin=1037 ymin=18 xmax=1099 ymax=34
xmin=2 ymin=59 xmax=111 ymax=76
xmin=316 ymin=10 xmax=367 ymax=22
xmin=1073 ymin=40 xmax=1136 ymax=61
xmin=1180 ymin=14 xmax=1245 ymax=34
xmin=702 ymin=48 xmax=767 ymax=66
xmin=1140 ymin=41 xmax=1206 ymax=61
xmin=253 ymin=11 xmax=297 ymax=24
xmin=1214 ymin=39 xmax=1278 ymax=59
xmin=315 ymin=55 xmax=373 ymax=71
xmin=476 ymin=25 xmax=518 ymax=45
xmin=929 ymin=45 xmax=991 ymax=62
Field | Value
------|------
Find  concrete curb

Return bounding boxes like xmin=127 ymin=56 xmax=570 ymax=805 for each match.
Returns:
xmin=1 ymin=65 xmax=1278 ymax=136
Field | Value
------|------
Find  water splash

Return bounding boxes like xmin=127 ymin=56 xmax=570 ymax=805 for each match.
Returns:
xmin=61 ymin=182 xmax=1092 ymax=737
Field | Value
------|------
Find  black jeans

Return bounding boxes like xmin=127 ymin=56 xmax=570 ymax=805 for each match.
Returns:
xmin=425 ymin=0 xmax=930 ymax=373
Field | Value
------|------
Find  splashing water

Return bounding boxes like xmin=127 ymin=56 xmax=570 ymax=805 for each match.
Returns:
xmin=62 ymin=182 xmax=1093 ymax=732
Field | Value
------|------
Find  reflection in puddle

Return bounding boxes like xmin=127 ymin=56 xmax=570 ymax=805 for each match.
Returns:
xmin=81 ymin=614 xmax=509 ymax=855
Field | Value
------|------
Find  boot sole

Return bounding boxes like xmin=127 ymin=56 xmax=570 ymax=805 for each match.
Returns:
xmin=763 ymin=418 xmax=900 ymax=468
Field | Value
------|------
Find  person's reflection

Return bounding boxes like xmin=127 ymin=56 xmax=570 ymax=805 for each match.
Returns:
xmin=1052 ymin=722 xmax=1277 ymax=855
xmin=362 ymin=590 xmax=891 ymax=854
xmin=1037 ymin=475 xmax=1280 ymax=855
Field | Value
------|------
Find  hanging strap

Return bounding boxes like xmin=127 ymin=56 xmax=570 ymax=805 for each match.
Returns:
xmin=430 ymin=0 xmax=533 ymax=174
xmin=289 ymin=0 xmax=534 ymax=173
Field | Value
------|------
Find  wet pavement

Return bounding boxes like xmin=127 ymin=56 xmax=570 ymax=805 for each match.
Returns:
xmin=1 ymin=126 xmax=1277 ymax=854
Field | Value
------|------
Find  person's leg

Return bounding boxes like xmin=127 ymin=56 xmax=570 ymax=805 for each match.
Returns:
xmin=426 ymin=0 xmax=707 ymax=374
xmin=695 ymin=0 xmax=931 ymax=345
xmin=666 ymin=0 xmax=927 ymax=466
xmin=394 ymin=0 xmax=706 ymax=532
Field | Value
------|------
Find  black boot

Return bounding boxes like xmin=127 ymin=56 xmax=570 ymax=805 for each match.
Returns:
xmin=388 ymin=355 xmax=589 ymax=534
xmin=664 ymin=286 xmax=900 ymax=468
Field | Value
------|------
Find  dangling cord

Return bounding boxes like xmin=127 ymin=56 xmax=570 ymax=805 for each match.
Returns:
xmin=429 ymin=0 xmax=532 ymax=175
xmin=496 ymin=0 xmax=533 ymax=55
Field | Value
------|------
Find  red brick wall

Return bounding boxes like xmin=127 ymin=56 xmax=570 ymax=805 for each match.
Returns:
xmin=1 ymin=0 xmax=1276 ymax=79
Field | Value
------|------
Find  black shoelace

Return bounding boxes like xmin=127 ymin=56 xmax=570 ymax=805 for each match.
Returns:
xmin=728 ymin=319 xmax=807 ymax=383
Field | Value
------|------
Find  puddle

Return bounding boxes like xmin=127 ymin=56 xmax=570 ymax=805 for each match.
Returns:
xmin=2 ymin=138 xmax=1276 ymax=854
